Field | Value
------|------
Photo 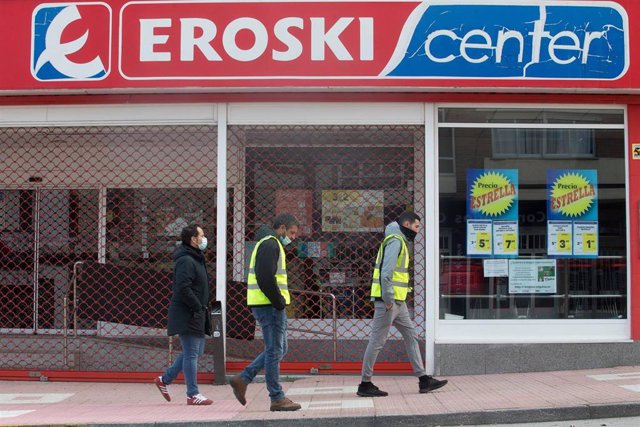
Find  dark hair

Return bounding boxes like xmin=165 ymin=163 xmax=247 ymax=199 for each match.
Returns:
xmin=397 ymin=211 xmax=421 ymax=227
xmin=181 ymin=224 xmax=201 ymax=246
xmin=272 ymin=213 xmax=299 ymax=230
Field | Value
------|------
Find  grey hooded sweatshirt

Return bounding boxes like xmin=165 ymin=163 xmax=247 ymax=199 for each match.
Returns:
xmin=376 ymin=221 xmax=408 ymax=305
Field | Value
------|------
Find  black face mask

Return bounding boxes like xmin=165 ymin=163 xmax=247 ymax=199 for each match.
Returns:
xmin=400 ymin=224 xmax=417 ymax=241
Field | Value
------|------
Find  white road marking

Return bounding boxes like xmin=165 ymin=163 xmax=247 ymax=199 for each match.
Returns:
xmin=588 ymin=372 xmax=640 ymax=381
xmin=0 ymin=410 xmax=35 ymax=418
xmin=287 ymin=386 xmax=373 ymax=410
xmin=588 ymin=372 xmax=640 ymax=394
xmin=287 ymin=386 xmax=358 ymax=395
xmin=300 ymin=399 xmax=374 ymax=410
xmin=0 ymin=393 xmax=74 ymax=404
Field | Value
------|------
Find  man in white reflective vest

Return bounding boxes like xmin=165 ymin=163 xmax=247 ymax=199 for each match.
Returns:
xmin=230 ymin=213 xmax=302 ymax=412
xmin=358 ymin=211 xmax=448 ymax=397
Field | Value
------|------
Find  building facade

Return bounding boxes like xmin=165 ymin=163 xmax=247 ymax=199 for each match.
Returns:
xmin=1 ymin=0 xmax=639 ymax=379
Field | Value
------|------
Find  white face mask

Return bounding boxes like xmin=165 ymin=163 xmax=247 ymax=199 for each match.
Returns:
xmin=198 ymin=236 xmax=208 ymax=251
xmin=279 ymin=235 xmax=292 ymax=246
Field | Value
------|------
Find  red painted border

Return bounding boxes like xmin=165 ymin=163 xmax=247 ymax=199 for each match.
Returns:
xmin=0 ymin=362 xmax=409 ymax=382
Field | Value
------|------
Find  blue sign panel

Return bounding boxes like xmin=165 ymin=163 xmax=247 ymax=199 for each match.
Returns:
xmin=383 ymin=1 xmax=627 ymax=79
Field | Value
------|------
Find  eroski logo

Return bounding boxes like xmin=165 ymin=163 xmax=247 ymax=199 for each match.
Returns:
xmin=382 ymin=1 xmax=628 ymax=79
xmin=31 ymin=3 xmax=112 ymax=81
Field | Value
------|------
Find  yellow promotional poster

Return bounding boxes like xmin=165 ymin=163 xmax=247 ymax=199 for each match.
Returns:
xmin=548 ymin=171 xmax=597 ymax=221
xmin=466 ymin=169 xmax=518 ymax=257
xmin=321 ymin=190 xmax=384 ymax=232
xmin=467 ymin=169 xmax=518 ymax=220
xmin=547 ymin=169 xmax=598 ymax=258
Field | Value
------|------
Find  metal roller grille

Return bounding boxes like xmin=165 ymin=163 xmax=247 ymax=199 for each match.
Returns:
xmin=0 ymin=125 xmax=217 ymax=372
xmin=0 ymin=123 xmax=426 ymax=375
xmin=226 ymin=125 xmax=426 ymax=364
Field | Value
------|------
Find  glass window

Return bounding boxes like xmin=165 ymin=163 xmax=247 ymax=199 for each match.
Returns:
xmin=438 ymin=108 xmax=626 ymax=320
xmin=439 ymin=128 xmax=455 ymax=174
xmin=492 ymin=128 xmax=595 ymax=158
xmin=439 ymin=108 xmax=624 ymax=125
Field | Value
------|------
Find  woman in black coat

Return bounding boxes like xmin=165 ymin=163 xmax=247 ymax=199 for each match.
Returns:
xmin=154 ymin=224 xmax=213 ymax=405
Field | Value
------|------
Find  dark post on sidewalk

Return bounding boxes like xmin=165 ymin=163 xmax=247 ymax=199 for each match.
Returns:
xmin=210 ymin=302 xmax=226 ymax=385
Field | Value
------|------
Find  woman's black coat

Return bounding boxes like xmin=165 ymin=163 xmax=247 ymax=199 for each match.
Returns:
xmin=166 ymin=244 xmax=212 ymax=337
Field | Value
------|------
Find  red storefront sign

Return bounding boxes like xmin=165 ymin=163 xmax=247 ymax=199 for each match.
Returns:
xmin=1 ymin=0 xmax=639 ymax=92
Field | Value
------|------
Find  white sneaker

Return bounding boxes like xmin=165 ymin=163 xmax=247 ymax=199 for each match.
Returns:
xmin=187 ymin=393 xmax=213 ymax=405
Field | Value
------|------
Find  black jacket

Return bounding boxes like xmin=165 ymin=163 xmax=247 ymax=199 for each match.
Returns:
xmin=251 ymin=226 xmax=287 ymax=310
xmin=167 ymin=244 xmax=212 ymax=337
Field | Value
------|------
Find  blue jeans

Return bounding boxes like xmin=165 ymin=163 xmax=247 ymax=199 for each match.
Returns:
xmin=240 ymin=306 xmax=288 ymax=402
xmin=162 ymin=334 xmax=205 ymax=397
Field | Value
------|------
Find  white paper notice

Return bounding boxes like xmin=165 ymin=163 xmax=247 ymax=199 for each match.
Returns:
xmin=547 ymin=221 xmax=573 ymax=256
xmin=467 ymin=220 xmax=492 ymax=256
xmin=508 ymin=259 xmax=557 ymax=294
xmin=573 ymin=221 xmax=598 ymax=256
xmin=493 ymin=221 xmax=518 ymax=256
xmin=483 ymin=259 xmax=509 ymax=277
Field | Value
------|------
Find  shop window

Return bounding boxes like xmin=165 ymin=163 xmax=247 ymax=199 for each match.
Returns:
xmin=438 ymin=107 xmax=626 ymax=321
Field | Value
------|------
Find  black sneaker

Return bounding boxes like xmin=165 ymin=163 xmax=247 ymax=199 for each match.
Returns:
xmin=357 ymin=381 xmax=389 ymax=397
xmin=419 ymin=375 xmax=448 ymax=393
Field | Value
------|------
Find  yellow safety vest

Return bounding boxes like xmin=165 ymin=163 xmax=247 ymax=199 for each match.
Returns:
xmin=370 ymin=234 xmax=410 ymax=301
xmin=247 ymin=235 xmax=290 ymax=306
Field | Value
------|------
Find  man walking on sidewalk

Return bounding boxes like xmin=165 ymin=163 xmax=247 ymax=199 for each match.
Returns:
xmin=230 ymin=213 xmax=302 ymax=412
xmin=358 ymin=212 xmax=448 ymax=397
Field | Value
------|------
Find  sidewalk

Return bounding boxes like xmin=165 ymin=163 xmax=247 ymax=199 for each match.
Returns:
xmin=2 ymin=366 xmax=640 ymax=426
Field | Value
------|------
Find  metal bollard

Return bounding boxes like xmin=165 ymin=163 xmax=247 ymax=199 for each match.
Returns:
xmin=210 ymin=304 xmax=226 ymax=385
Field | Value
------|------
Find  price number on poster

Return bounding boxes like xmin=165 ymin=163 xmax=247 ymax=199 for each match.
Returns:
xmin=582 ymin=233 xmax=597 ymax=253
xmin=501 ymin=232 xmax=517 ymax=254
xmin=557 ymin=232 xmax=572 ymax=253
xmin=476 ymin=232 xmax=491 ymax=252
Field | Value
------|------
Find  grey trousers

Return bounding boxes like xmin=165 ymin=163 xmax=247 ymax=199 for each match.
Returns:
xmin=361 ymin=301 xmax=427 ymax=381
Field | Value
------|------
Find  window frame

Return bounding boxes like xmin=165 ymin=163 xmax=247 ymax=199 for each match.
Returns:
xmin=434 ymin=103 xmax=629 ymax=343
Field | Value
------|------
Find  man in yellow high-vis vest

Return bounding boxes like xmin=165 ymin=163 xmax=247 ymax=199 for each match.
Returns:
xmin=358 ymin=212 xmax=448 ymax=397
xmin=230 ymin=213 xmax=302 ymax=412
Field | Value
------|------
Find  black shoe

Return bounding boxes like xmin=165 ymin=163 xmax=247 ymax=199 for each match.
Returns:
xmin=357 ymin=381 xmax=389 ymax=397
xmin=419 ymin=375 xmax=448 ymax=393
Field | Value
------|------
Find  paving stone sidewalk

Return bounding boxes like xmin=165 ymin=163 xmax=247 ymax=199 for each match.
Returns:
xmin=2 ymin=366 xmax=640 ymax=426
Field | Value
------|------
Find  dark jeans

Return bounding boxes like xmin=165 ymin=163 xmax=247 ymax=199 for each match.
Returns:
xmin=240 ymin=306 xmax=288 ymax=402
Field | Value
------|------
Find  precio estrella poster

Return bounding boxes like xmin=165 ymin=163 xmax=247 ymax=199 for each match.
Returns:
xmin=547 ymin=169 xmax=598 ymax=258
xmin=466 ymin=169 xmax=519 ymax=257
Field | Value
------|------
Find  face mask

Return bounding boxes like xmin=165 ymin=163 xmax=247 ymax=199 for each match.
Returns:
xmin=198 ymin=236 xmax=208 ymax=251
xmin=279 ymin=235 xmax=292 ymax=246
